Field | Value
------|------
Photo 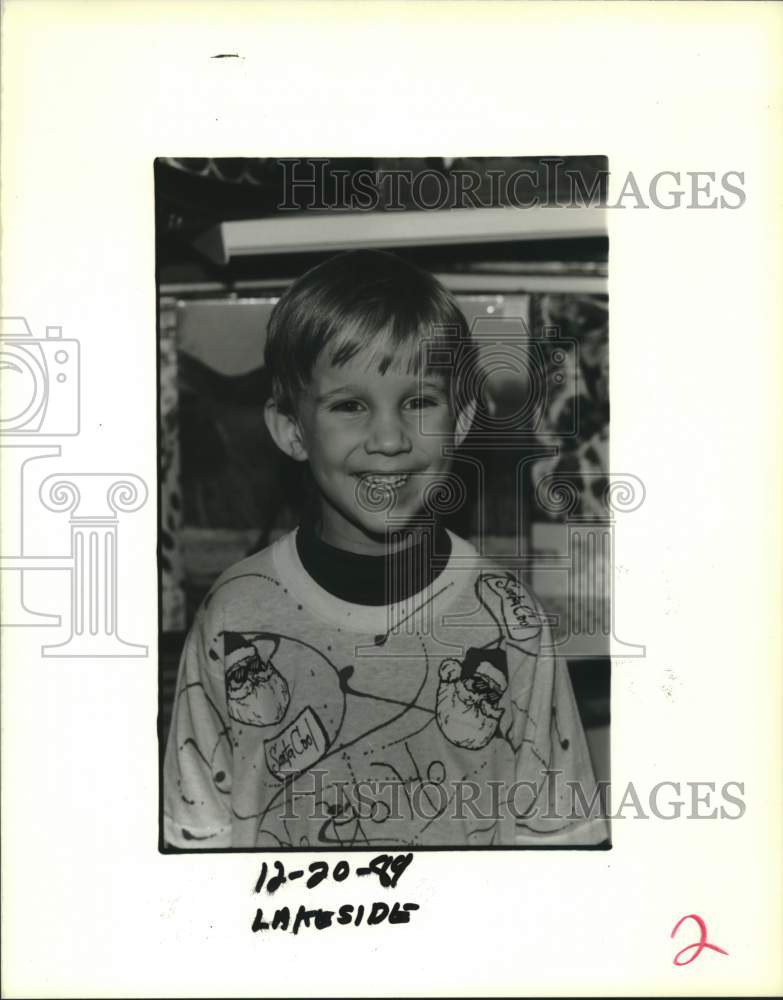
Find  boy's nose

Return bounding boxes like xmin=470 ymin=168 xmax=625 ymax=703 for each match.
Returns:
xmin=365 ymin=412 xmax=413 ymax=455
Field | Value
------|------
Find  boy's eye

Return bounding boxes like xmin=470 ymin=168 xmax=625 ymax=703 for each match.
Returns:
xmin=406 ymin=395 xmax=440 ymax=410
xmin=329 ymin=399 xmax=365 ymax=413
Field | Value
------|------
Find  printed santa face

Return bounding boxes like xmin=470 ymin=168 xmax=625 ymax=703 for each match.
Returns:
xmin=435 ymin=648 xmax=508 ymax=750
xmin=225 ymin=635 xmax=290 ymax=727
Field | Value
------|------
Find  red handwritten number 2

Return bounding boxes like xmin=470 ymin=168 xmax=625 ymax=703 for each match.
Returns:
xmin=671 ymin=914 xmax=729 ymax=966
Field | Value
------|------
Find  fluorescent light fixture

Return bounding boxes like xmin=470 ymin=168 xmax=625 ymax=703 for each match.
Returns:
xmin=192 ymin=206 xmax=607 ymax=264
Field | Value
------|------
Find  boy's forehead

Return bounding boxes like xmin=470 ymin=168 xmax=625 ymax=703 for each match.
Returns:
xmin=310 ymin=341 xmax=449 ymax=386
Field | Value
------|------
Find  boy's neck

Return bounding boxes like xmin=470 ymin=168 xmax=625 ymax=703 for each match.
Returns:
xmin=296 ymin=520 xmax=451 ymax=606
xmin=312 ymin=521 xmax=434 ymax=556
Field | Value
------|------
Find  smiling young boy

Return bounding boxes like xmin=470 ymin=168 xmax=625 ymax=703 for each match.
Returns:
xmin=163 ymin=250 xmax=608 ymax=849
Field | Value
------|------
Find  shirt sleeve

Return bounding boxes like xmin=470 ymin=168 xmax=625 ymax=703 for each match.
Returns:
xmin=163 ymin=602 xmax=233 ymax=849
xmin=510 ymin=604 xmax=610 ymax=847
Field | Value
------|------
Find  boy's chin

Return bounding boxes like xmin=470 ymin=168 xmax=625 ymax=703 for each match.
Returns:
xmin=322 ymin=512 xmax=433 ymax=552
xmin=360 ymin=507 xmax=434 ymax=537
xmin=356 ymin=517 xmax=423 ymax=544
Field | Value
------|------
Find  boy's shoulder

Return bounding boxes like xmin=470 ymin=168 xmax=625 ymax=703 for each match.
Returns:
xmin=445 ymin=534 xmax=556 ymax=640
xmin=446 ymin=532 xmax=542 ymax=589
xmin=198 ymin=528 xmax=550 ymax=635
xmin=199 ymin=532 xmax=291 ymax=617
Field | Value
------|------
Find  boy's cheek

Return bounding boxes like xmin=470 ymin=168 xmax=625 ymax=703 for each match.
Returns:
xmin=409 ymin=423 xmax=446 ymax=446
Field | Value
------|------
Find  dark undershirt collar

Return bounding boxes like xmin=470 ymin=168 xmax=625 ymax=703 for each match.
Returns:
xmin=295 ymin=521 xmax=452 ymax=606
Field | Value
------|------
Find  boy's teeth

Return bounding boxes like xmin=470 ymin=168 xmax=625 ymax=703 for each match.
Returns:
xmin=362 ymin=474 xmax=408 ymax=486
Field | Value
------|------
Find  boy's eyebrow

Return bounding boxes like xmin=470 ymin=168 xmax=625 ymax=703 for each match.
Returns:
xmin=313 ymin=377 xmax=449 ymax=404
xmin=418 ymin=378 xmax=450 ymax=397
xmin=313 ymin=385 xmax=364 ymax=403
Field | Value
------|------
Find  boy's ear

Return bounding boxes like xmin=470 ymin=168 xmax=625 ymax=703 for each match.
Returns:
xmin=454 ymin=397 xmax=477 ymax=449
xmin=264 ymin=399 xmax=309 ymax=462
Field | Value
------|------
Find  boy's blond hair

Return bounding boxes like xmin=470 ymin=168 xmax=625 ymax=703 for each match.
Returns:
xmin=263 ymin=249 xmax=478 ymax=419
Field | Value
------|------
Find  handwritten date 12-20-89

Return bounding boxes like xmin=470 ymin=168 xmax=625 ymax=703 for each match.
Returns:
xmin=251 ymin=853 xmax=419 ymax=935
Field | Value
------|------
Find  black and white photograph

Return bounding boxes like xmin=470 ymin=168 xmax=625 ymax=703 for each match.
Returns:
xmin=3 ymin=2 xmax=782 ymax=996
xmin=157 ymin=156 xmax=612 ymax=850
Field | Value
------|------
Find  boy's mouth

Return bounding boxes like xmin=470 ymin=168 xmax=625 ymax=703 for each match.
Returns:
xmin=357 ymin=473 xmax=410 ymax=488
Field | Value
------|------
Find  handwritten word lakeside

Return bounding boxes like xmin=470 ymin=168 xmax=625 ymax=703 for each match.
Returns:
xmin=252 ymin=900 xmax=420 ymax=934
xmin=250 ymin=853 xmax=419 ymax=935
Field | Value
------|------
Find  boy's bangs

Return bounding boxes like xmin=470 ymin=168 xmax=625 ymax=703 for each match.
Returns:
xmin=327 ymin=319 xmax=443 ymax=380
